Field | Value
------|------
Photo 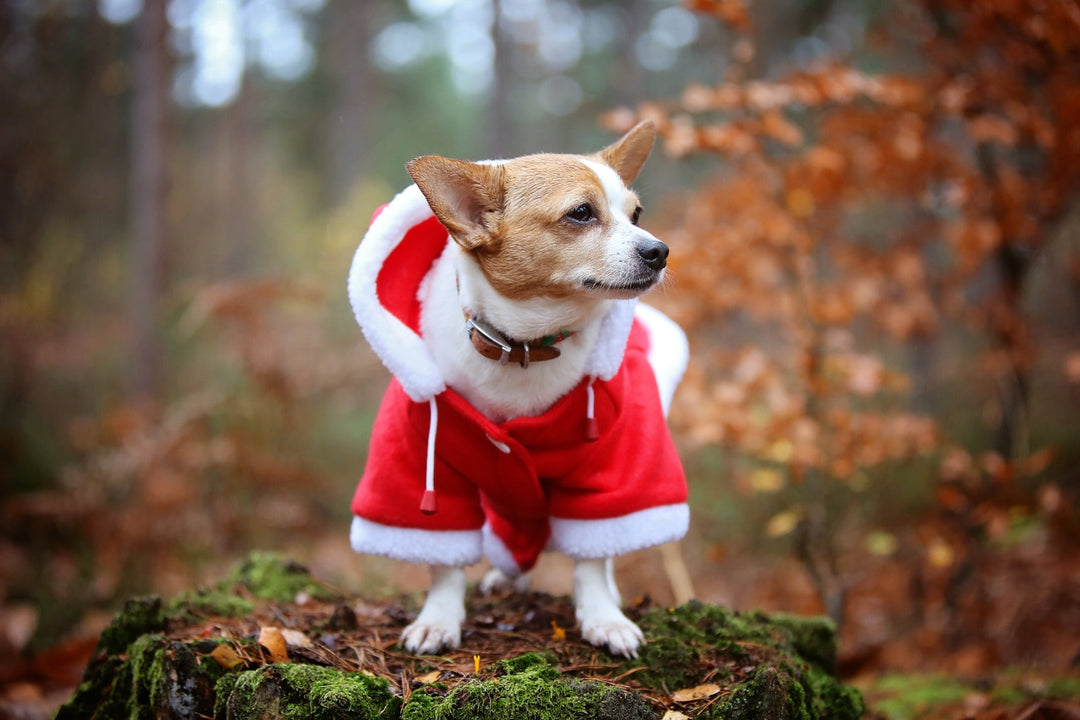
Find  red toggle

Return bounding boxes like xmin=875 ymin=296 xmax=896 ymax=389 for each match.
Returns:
xmin=419 ymin=489 xmax=438 ymax=515
xmin=584 ymin=417 xmax=600 ymax=442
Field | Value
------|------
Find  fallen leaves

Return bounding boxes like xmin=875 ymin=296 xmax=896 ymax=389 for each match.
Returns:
xmin=415 ymin=670 xmax=441 ymax=685
xmin=257 ymin=627 xmax=288 ymax=663
xmin=671 ymin=682 xmax=722 ymax=703
xmin=257 ymin=626 xmax=312 ymax=663
xmin=661 ymin=711 xmax=692 ymax=720
xmin=209 ymin=644 xmax=244 ymax=670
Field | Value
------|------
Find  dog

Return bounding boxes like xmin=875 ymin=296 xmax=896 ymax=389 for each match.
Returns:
xmin=346 ymin=121 xmax=689 ymax=658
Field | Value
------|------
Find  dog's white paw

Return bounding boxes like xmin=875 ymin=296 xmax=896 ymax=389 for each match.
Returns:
xmin=400 ymin=615 xmax=462 ymax=655
xmin=579 ymin=609 xmax=645 ymax=659
xmin=479 ymin=568 xmax=530 ymax=595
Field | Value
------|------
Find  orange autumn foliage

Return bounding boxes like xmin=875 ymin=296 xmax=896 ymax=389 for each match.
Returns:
xmin=605 ymin=0 xmax=1080 ymax=619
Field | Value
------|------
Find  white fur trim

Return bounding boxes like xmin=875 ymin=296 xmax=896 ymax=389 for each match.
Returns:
xmin=585 ymin=299 xmax=637 ymax=381
xmin=548 ymin=503 xmax=689 ymax=560
xmin=481 ymin=523 xmax=522 ymax=576
xmin=350 ymin=516 xmax=482 ymax=566
xmin=347 ymin=184 xmax=446 ymax=402
xmin=634 ymin=303 xmax=689 ymax=417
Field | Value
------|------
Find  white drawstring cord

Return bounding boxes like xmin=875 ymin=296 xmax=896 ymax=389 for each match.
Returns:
xmin=420 ymin=396 xmax=438 ymax=514
xmin=585 ymin=376 xmax=599 ymax=441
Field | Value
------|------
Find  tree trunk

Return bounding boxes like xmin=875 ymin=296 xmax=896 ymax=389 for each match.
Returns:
xmin=486 ymin=0 xmax=513 ymax=158
xmin=129 ymin=0 xmax=170 ymax=404
xmin=324 ymin=0 xmax=383 ymax=207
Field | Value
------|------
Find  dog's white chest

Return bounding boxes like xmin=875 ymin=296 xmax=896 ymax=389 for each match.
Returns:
xmin=418 ymin=246 xmax=608 ymax=422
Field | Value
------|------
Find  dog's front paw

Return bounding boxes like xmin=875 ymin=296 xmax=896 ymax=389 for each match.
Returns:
xmin=579 ymin=610 xmax=645 ymax=659
xmin=401 ymin=615 xmax=461 ymax=655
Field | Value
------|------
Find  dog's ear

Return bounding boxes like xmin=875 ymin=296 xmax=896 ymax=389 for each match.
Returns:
xmin=407 ymin=156 xmax=504 ymax=251
xmin=598 ymin=121 xmax=656 ymax=187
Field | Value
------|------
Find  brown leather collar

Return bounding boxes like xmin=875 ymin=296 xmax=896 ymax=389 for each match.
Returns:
xmin=464 ymin=313 xmax=572 ymax=369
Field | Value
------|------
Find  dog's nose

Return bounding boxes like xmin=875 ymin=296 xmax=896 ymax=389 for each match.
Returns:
xmin=637 ymin=239 xmax=669 ymax=271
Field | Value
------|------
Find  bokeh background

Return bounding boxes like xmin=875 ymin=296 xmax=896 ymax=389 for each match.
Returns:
xmin=3 ymin=0 xmax=1080 ymax=713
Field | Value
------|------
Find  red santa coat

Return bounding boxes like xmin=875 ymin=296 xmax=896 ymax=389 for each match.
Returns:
xmin=347 ymin=180 xmax=690 ymax=574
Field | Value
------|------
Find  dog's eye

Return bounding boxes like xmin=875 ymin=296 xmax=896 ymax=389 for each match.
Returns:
xmin=631 ymin=206 xmax=643 ymax=225
xmin=566 ymin=204 xmax=595 ymax=223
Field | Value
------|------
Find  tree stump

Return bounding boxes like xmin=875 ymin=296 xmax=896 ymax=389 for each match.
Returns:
xmin=57 ymin=552 xmax=864 ymax=719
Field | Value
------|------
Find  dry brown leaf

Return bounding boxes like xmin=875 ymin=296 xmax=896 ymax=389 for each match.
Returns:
xmin=258 ymin=626 xmax=289 ymax=663
xmin=662 ymin=711 xmax=692 ymax=720
xmin=416 ymin=670 xmax=441 ymax=684
xmin=280 ymin=629 xmax=313 ymax=648
xmin=209 ymin=644 xmax=244 ymax=670
xmin=671 ymin=682 xmax=722 ymax=703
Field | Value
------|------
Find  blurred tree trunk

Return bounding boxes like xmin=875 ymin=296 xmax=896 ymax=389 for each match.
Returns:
xmin=324 ymin=0 xmax=383 ymax=207
xmin=129 ymin=0 xmax=170 ymax=403
xmin=614 ymin=0 xmax=649 ymax=108
xmin=487 ymin=0 xmax=513 ymax=157
xmin=222 ymin=76 xmax=257 ymax=275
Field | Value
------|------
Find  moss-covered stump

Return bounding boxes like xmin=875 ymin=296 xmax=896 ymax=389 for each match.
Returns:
xmin=402 ymin=652 xmax=656 ymax=720
xmin=630 ymin=601 xmax=865 ymax=719
xmin=57 ymin=553 xmax=863 ymax=719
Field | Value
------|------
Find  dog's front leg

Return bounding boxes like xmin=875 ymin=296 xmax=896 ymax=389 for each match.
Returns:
xmin=574 ymin=557 xmax=644 ymax=658
xmin=401 ymin=565 xmax=466 ymax=654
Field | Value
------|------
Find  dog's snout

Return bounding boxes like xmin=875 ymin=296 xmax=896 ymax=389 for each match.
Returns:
xmin=637 ymin=239 xmax=669 ymax=271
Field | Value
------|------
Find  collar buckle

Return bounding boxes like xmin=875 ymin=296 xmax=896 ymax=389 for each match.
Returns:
xmin=464 ymin=312 xmax=568 ymax=368
xmin=466 ymin=317 xmax=512 ymax=365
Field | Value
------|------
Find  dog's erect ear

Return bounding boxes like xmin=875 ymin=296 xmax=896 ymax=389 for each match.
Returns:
xmin=407 ymin=156 xmax=504 ymax=251
xmin=598 ymin=121 xmax=656 ymax=187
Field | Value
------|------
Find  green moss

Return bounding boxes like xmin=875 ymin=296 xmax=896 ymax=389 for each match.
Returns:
xmin=762 ymin=612 xmax=838 ymax=671
xmin=804 ymin=663 xmax=865 ymax=720
xmin=631 ymin=601 xmax=795 ymax=690
xmin=708 ymin=665 xmax=809 ymax=720
xmin=624 ymin=601 xmax=862 ymax=720
xmin=632 ymin=602 xmax=743 ymax=689
xmin=220 ymin=663 xmax=400 ymax=719
xmin=94 ymin=596 xmax=166 ymax=655
xmin=868 ymin=672 xmax=1080 ymax=719
xmin=401 ymin=656 xmax=654 ymax=720
xmin=57 ymin=633 xmax=243 ymax=720
xmin=870 ymin=674 xmax=971 ymax=720
xmin=400 ymin=687 xmax=440 ymax=720
xmin=1045 ymin=675 xmax=1080 ymax=700
xmin=226 ymin=551 xmax=334 ymax=603
xmin=168 ymin=588 xmax=255 ymax=622
xmin=55 ymin=633 xmax=166 ymax=720
xmin=214 ymin=673 xmax=241 ymax=720
xmin=494 ymin=651 xmax=557 ymax=677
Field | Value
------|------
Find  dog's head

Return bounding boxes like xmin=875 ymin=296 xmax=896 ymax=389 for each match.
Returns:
xmin=406 ymin=122 xmax=666 ymax=302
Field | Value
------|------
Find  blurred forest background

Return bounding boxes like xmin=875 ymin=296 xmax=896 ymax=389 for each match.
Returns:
xmin=2 ymin=0 xmax=1080 ymax=714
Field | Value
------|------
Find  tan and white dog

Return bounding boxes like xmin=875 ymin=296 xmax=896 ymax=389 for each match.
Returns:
xmin=347 ymin=122 xmax=689 ymax=658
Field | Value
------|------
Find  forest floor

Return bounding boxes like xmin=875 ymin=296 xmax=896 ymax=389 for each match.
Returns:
xmin=1 ymin=521 xmax=1079 ymax=720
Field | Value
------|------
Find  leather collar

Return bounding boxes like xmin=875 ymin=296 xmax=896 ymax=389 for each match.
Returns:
xmin=464 ymin=312 xmax=573 ymax=369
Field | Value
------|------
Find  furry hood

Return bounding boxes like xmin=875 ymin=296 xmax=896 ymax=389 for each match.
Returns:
xmin=346 ymin=181 xmax=644 ymax=403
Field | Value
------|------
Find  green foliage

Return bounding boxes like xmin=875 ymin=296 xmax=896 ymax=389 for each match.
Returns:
xmin=868 ymin=674 xmax=986 ymax=720
xmin=867 ymin=672 xmax=1080 ymax=720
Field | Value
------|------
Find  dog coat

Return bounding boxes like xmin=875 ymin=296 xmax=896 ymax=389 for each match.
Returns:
xmin=347 ymin=182 xmax=690 ymax=574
